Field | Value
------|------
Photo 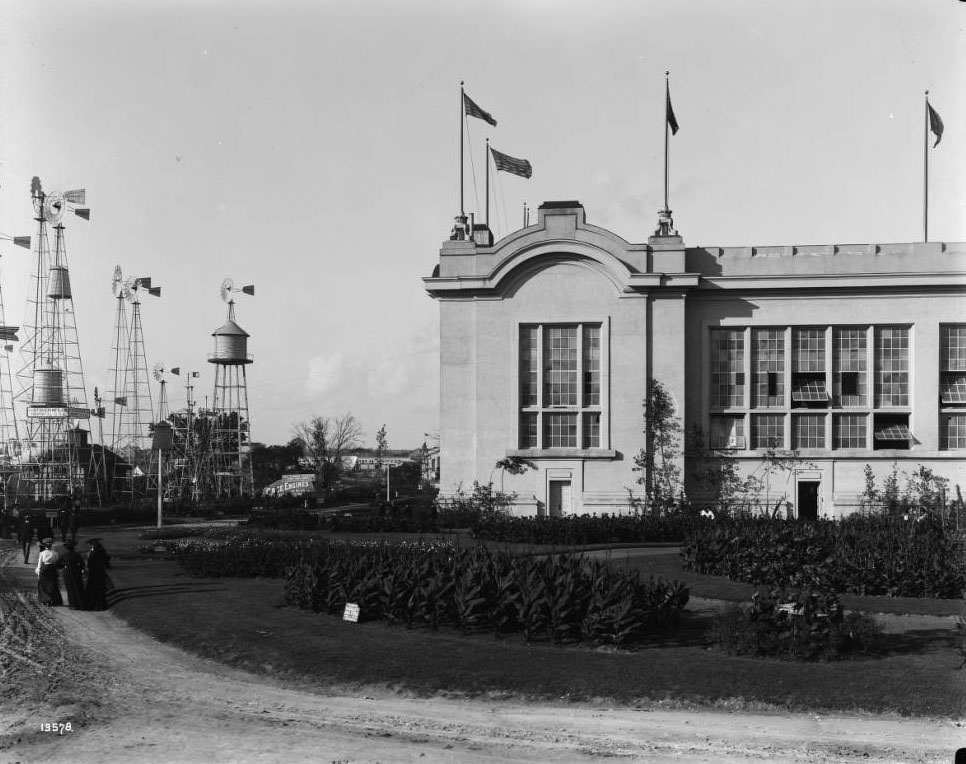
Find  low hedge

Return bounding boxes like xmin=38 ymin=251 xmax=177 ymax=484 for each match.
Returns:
xmin=683 ymin=515 xmax=964 ymax=599
xmin=472 ymin=512 xmax=698 ymax=546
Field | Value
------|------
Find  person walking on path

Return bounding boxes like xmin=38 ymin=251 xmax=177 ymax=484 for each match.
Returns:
xmin=58 ymin=539 xmax=86 ymax=609
xmin=85 ymin=538 xmax=112 ymax=611
xmin=57 ymin=509 xmax=70 ymax=543
xmin=18 ymin=515 xmax=34 ymax=564
xmin=68 ymin=508 xmax=80 ymax=544
xmin=35 ymin=538 xmax=63 ymax=606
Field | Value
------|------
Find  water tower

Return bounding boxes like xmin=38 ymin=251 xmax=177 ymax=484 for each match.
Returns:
xmin=207 ymin=278 xmax=254 ymax=498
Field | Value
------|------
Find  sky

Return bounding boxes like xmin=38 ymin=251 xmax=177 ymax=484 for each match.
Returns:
xmin=0 ymin=0 xmax=963 ymax=450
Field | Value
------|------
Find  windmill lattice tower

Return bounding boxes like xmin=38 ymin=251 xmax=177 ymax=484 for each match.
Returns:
xmin=149 ymin=363 xmax=183 ymax=500
xmin=15 ymin=177 xmax=92 ymax=503
xmin=170 ymin=368 xmax=204 ymax=503
xmin=0 ymin=251 xmax=21 ymax=487
xmin=108 ymin=270 xmax=160 ymax=504
xmin=207 ymin=278 xmax=254 ymax=499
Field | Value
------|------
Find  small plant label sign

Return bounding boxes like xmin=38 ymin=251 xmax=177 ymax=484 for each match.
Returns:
xmin=343 ymin=603 xmax=360 ymax=623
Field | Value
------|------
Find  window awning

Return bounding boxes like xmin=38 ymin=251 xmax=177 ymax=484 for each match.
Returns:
xmin=874 ymin=424 xmax=913 ymax=441
xmin=940 ymin=375 xmax=966 ymax=404
xmin=791 ymin=379 xmax=829 ymax=402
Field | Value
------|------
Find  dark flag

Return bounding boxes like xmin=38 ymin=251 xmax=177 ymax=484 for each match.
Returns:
xmin=463 ymin=93 xmax=497 ymax=127
xmin=491 ymin=148 xmax=532 ymax=179
xmin=666 ymin=87 xmax=679 ymax=135
xmin=927 ymin=102 xmax=943 ymax=148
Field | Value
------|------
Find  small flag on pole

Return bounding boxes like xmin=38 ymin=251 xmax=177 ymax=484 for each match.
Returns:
xmin=463 ymin=93 xmax=497 ymax=127
xmin=927 ymin=102 xmax=943 ymax=147
xmin=491 ymin=147 xmax=532 ymax=179
xmin=13 ymin=236 xmax=30 ymax=249
xmin=666 ymin=87 xmax=679 ymax=135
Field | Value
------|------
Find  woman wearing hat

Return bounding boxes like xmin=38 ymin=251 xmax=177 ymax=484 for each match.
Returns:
xmin=58 ymin=539 xmax=86 ymax=609
xmin=85 ymin=538 xmax=112 ymax=611
xmin=35 ymin=538 xmax=63 ymax=606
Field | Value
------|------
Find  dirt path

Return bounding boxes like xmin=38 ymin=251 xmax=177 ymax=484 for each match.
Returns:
xmin=1 ymin=544 xmax=963 ymax=764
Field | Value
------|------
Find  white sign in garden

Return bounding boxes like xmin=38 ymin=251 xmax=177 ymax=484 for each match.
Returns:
xmin=343 ymin=603 xmax=360 ymax=623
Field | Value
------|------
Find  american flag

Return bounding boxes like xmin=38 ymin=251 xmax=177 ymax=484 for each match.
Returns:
xmin=927 ymin=102 xmax=943 ymax=148
xmin=463 ymin=93 xmax=497 ymax=126
xmin=491 ymin=147 xmax=532 ymax=179
xmin=666 ymin=88 xmax=679 ymax=135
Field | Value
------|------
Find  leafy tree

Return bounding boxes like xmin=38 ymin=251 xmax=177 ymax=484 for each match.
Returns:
xmin=251 ymin=439 xmax=303 ymax=493
xmin=632 ymin=379 xmax=683 ymax=512
xmin=292 ymin=413 xmax=363 ymax=490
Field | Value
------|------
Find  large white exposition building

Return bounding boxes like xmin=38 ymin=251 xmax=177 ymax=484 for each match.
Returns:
xmin=425 ymin=202 xmax=966 ymax=519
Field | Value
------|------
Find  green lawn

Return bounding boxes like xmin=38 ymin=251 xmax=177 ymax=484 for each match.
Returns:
xmin=88 ymin=523 xmax=966 ymax=718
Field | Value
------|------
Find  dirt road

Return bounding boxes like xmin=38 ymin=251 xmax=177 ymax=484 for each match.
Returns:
xmin=1 ymin=543 xmax=963 ymax=763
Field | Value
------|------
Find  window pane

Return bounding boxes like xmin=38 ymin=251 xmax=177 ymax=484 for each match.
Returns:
xmin=582 ymin=324 xmax=601 ymax=407
xmin=710 ymin=329 xmax=744 ymax=408
xmin=544 ymin=326 xmax=578 ymax=406
xmin=793 ymin=328 xmax=825 ymax=373
xmin=582 ymin=412 xmax=600 ymax=448
xmin=710 ymin=415 xmax=744 ymax=449
xmin=752 ymin=329 xmax=784 ymax=408
xmin=519 ymin=412 xmax=537 ymax=449
xmin=875 ymin=327 xmax=908 ymax=407
xmin=544 ymin=412 xmax=577 ymax=448
xmin=833 ymin=328 xmax=867 ymax=406
xmin=833 ymin=413 xmax=866 ymax=449
xmin=793 ymin=414 xmax=825 ymax=449
xmin=941 ymin=414 xmax=966 ymax=450
xmin=520 ymin=326 xmax=538 ymax=407
xmin=751 ymin=413 xmax=784 ymax=449
xmin=941 ymin=325 xmax=966 ymax=371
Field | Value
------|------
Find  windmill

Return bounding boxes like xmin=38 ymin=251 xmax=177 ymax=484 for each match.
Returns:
xmin=207 ymin=277 xmax=255 ymax=498
xmin=108 ymin=268 xmax=160 ymax=504
xmin=15 ymin=177 xmax=92 ymax=503
xmin=149 ymin=362 xmax=178 ymax=502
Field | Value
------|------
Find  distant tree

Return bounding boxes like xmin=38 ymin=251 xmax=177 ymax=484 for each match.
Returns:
xmin=292 ymin=413 xmax=363 ymax=490
xmin=375 ymin=424 xmax=388 ymax=470
xmin=251 ymin=439 xmax=303 ymax=493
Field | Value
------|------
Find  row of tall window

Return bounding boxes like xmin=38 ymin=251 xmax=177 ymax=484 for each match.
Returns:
xmin=514 ymin=322 xmax=964 ymax=453
xmin=708 ymin=325 xmax=965 ymax=451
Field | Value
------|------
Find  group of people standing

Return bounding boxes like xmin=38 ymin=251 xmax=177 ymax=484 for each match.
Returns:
xmin=35 ymin=536 xmax=112 ymax=610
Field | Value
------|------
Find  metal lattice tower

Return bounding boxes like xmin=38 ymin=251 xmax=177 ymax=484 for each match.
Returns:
xmin=108 ymin=273 xmax=160 ymax=504
xmin=207 ymin=279 xmax=254 ymax=499
xmin=15 ymin=178 xmax=92 ymax=503
xmin=149 ymin=364 xmax=181 ymax=500
xmin=0 ymin=247 xmax=23 ymax=506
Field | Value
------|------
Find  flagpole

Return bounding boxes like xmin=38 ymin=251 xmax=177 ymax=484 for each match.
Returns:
xmin=924 ymin=90 xmax=929 ymax=243
xmin=485 ymin=138 xmax=490 ymax=228
xmin=664 ymin=71 xmax=670 ymax=214
xmin=460 ymin=81 xmax=465 ymax=220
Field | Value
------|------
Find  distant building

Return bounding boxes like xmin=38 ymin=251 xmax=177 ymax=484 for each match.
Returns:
xmin=425 ymin=201 xmax=966 ymax=518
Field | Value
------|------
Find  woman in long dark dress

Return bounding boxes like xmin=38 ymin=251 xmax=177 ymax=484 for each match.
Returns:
xmin=35 ymin=538 xmax=63 ymax=606
xmin=85 ymin=538 xmax=112 ymax=611
xmin=58 ymin=539 xmax=86 ymax=609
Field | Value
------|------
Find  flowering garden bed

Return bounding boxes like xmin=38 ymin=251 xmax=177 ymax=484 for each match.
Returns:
xmin=167 ymin=534 xmax=689 ymax=648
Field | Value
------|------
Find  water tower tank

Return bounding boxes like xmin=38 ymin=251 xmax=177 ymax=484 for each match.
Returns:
xmin=210 ymin=318 xmax=251 ymax=365
xmin=48 ymin=266 xmax=72 ymax=299
xmin=32 ymin=366 xmax=65 ymax=406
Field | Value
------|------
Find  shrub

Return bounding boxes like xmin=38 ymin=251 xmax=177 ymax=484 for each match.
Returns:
xmin=683 ymin=515 xmax=965 ymax=599
xmin=710 ymin=587 xmax=882 ymax=660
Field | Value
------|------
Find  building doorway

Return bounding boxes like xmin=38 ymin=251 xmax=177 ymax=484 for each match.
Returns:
xmin=797 ymin=480 xmax=820 ymax=521
xmin=548 ymin=480 xmax=572 ymax=517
